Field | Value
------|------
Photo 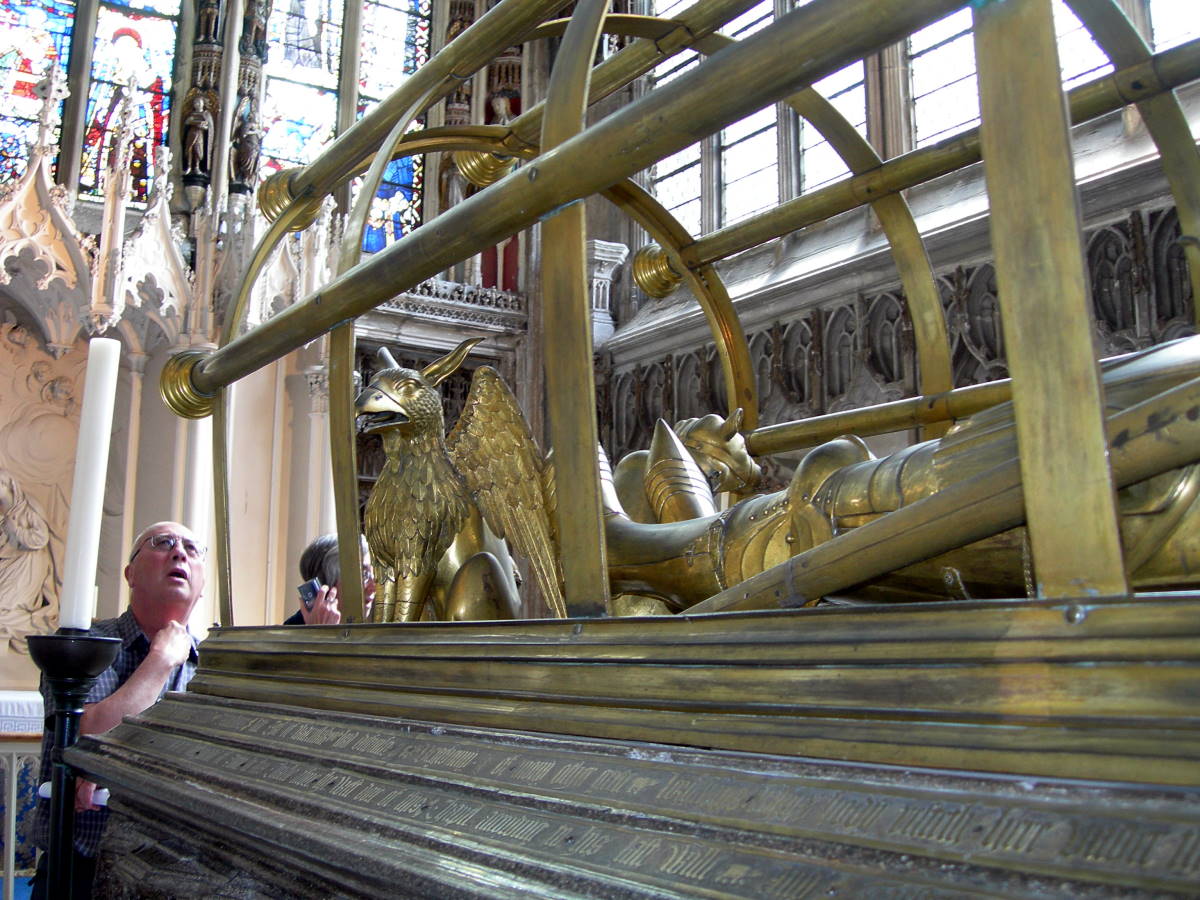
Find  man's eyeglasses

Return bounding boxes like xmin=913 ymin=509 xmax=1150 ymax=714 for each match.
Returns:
xmin=129 ymin=533 xmax=206 ymax=562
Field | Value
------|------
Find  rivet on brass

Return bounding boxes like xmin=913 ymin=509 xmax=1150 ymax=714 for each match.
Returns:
xmin=632 ymin=244 xmax=683 ymax=299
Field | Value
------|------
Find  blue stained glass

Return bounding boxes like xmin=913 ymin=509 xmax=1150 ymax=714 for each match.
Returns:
xmin=0 ymin=0 xmax=75 ymax=179
xmin=354 ymin=0 xmax=429 ymax=251
xmin=362 ymin=223 xmax=385 ymax=253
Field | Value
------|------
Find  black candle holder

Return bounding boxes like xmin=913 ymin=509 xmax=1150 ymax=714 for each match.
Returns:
xmin=27 ymin=630 xmax=121 ymax=898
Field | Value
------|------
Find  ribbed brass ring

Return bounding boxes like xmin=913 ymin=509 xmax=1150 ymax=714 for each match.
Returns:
xmin=632 ymin=244 xmax=683 ymax=298
xmin=454 ymin=150 xmax=516 ymax=187
xmin=160 ymin=349 xmax=217 ymax=419
xmin=256 ymin=168 xmax=324 ymax=231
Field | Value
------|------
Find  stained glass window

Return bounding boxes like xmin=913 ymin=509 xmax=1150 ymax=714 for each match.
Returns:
xmin=911 ymin=4 xmax=1120 ymax=150
xmin=358 ymin=0 xmax=430 ymax=251
xmin=261 ymin=0 xmax=345 ymax=175
xmin=0 ymin=0 xmax=74 ymax=180
xmin=79 ymin=4 xmax=175 ymax=202
xmin=648 ymin=0 xmax=703 ymax=235
xmin=654 ymin=141 xmax=702 ymax=237
xmin=359 ymin=0 xmax=429 ymax=100
xmin=260 ymin=79 xmax=339 ymax=173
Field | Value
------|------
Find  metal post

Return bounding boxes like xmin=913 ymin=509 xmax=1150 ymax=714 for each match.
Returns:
xmin=26 ymin=633 xmax=120 ymax=897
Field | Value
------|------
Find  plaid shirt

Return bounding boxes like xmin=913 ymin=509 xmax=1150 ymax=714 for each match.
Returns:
xmin=34 ymin=609 xmax=199 ymax=857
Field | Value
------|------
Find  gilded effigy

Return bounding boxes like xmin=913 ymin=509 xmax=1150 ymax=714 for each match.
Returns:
xmin=65 ymin=0 xmax=1200 ymax=895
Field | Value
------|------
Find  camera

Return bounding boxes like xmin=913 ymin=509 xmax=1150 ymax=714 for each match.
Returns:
xmin=297 ymin=578 xmax=323 ymax=610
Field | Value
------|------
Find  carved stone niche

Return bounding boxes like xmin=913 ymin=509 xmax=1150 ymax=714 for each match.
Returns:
xmin=70 ymin=598 xmax=1200 ymax=898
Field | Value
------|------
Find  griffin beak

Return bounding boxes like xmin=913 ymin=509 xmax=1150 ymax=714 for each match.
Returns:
xmin=355 ymin=388 xmax=410 ymax=434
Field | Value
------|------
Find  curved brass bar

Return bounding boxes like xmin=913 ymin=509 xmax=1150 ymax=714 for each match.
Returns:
xmin=686 ymin=32 xmax=951 ymax=412
xmin=530 ymin=13 xmax=686 ymax=42
xmin=219 ymin=199 xmax=324 ymax=348
xmin=267 ymin=3 xmax=762 ymax=205
xmin=311 ymin=118 xmax=763 ymax=433
xmin=326 ymin=88 xmax=453 ymax=623
xmin=327 ymin=322 xmax=363 ymax=622
xmin=601 ymin=180 xmax=759 ymax=428
xmin=212 ymin=396 xmax=233 ymax=624
xmin=288 ymin=0 xmax=570 ymax=203
xmin=183 ymin=0 xmax=973 ymax=399
xmin=785 ymin=88 xmax=953 ymax=421
xmin=508 ymin=0 xmax=763 ymax=149
xmin=539 ymin=0 xmax=611 ymax=616
xmin=1065 ymin=0 xmax=1200 ymax=328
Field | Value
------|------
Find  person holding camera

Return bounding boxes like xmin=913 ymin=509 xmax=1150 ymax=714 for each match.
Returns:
xmin=287 ymin=533 xmax=376 ymax=625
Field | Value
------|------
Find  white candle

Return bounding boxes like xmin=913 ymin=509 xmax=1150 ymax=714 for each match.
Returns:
xmin=58 ymin=338 xmax=121 ymax=631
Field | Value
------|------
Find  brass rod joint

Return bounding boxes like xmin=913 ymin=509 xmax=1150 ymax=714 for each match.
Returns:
xmin=632 ymin=244 xmax=684 ymax=298
xmin=160 ymin=349 xmax=218 ymax=420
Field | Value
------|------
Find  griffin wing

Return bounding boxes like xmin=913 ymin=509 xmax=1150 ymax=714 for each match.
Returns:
xmin=447 ymin=366 xmax=566 ymax=617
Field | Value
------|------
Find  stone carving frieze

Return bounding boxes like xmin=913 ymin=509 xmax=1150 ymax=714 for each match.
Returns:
xmin=376 ymin=278 xmax=527 ymax=333
xmin=0 ymin=317 xmax=84 ymax=673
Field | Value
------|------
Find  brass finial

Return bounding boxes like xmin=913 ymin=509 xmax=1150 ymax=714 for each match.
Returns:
xmin=257 ymin=168 xmax=323 ymax=231
xmin=632 ymin=244 xmax=683 ymax=298
xmin=453 ymin=150 xmax=516 ymax=188
xmin=160 ymin=349 xmax=217 ymax=419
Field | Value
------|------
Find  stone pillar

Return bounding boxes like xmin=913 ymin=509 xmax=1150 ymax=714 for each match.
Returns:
xmin=586 ymin=239 xmax=629 ymax=345
xmin=304 ymin=366 xmax=336 ymax=538
xmin=116 ymin=351 xmax=147 ymax=612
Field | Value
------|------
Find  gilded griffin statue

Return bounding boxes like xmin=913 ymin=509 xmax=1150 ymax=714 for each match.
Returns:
xmin=356 ymin=339 xmax=564 ymax=622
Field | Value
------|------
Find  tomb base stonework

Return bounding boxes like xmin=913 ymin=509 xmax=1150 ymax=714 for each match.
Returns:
xmin=68 ymin=598 xmax=1200 ymax=897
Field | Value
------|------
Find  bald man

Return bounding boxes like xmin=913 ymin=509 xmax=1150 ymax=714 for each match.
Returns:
xmin=32 ymin=521 xmax=206 ymax=899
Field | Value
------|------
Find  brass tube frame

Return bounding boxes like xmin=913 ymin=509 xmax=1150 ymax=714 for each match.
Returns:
xmin=745 ymin=379 xmax=1013 ymax=456
xmin=538 ymin=0 xmax=611 ymax=616
xmin=187 ymin=0 xmax=969 ymax=400
xmin=685 ymin=37 xmax=1200 ymax=268
xmin=972 ymin=0 xmax=1126 ymax=596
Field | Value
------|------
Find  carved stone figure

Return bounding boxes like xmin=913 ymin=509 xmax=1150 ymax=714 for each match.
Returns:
xmin=230 ymin=115 xmax=262 ymax=187
xmin=196 ymin=0 xmax=220 ymax=44
xmin=183 ymin=96 xmax=214 ymax=176
xmin=0 ymin=469 xmax=56 ymax=651
xmin=240 ymin=0 xmax=272 ymax=60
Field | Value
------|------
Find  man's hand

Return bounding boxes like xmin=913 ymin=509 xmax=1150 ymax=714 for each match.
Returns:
xmin=301 ymin=584 xmax=341 ymax=625
xmin=148 ymin=619 xmax=192 ymax=669
xmin=75 ymin=778 xmax=100 ymax=812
